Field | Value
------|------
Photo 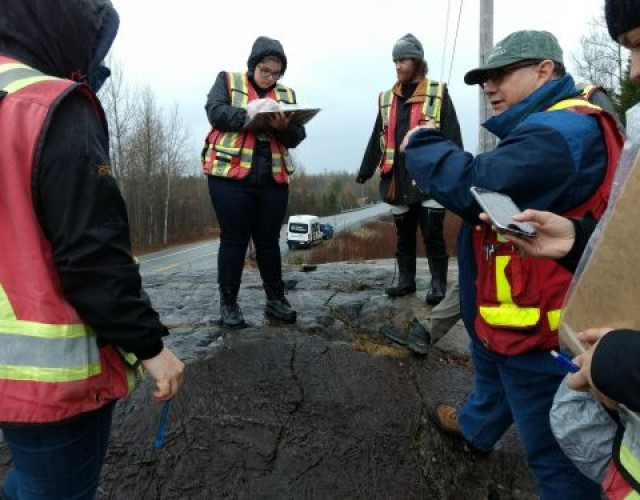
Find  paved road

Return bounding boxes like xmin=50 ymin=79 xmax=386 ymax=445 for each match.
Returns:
xmin=138 ymin=203 xmax=390 ymax=276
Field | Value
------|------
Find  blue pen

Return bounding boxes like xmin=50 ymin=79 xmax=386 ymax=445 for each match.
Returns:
xmin=550 ymin=350 xmax=580 ymax=373
xmin=154 ymin=400 xmax=172 ymax=449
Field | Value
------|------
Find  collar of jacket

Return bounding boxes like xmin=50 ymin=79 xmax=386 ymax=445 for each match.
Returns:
xmin=483 ymin=74 xmax=578 ymax=139
xmin=391 ymin=76 xmax=429 ymax=103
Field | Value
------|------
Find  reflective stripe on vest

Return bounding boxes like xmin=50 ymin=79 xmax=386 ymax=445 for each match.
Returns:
xmin=615 ymin=408 xmax=640 ymax=496
xmin=0 ymin=285 xmax=101 ymax=382
xmin=0 ymin=62 xmax=59 ymax=93
xmin=478 ymin=255 xmax=541 ymax=328
xmin=378 ymin=79 xmax=445 ymax=174
xmin=202 ymin=72 xmax=295 ymax=182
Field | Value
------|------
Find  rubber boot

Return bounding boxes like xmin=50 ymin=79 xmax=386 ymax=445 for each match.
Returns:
xmin=264 ymin=280 xmax=297 ymax=323
xmin=426 ymin=257 xmax=448 ymax=305
xmin=219 ymin=285 xmax=246 ymax=329
xmin=385 ymin=255 xmax=417 ymax=297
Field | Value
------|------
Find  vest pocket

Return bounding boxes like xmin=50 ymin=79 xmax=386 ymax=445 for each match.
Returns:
xmin=476 ymin=245 xmax=541 ymax=330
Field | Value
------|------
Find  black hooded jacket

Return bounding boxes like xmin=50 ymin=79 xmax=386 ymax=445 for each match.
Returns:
xmin=204 ymin=36 xmax=306 ymax=185
xmin=0 ymin=0 xmax=166 ymax=360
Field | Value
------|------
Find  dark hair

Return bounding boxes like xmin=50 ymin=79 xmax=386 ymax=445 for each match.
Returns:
xmin=553 ymin=62 xmax=566 ymax=78
xmin=416 ymin=59 xmax=428 ymax=76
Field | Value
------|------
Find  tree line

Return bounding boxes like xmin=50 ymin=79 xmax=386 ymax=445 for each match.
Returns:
xmin=573 ymin=15 xmax=640 ymax=122
xmin=99 ymin=59 xmax=378 ymax=253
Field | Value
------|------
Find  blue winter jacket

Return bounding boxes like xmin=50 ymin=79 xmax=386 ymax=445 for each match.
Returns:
xmin=405 ymin=75 xmax=606 ymax=366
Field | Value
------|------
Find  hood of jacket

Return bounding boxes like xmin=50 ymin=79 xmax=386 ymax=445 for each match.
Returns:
xmin=0 ymin=0 xmax=119 ymax=81
xmin=246 ymin=36 xmax=287 ymax=80
xmin=483 ymin=75 xmax=578 ymax=139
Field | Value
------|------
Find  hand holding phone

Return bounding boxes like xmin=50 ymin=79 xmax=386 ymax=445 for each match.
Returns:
xmin=469 ymin=187 xmax=537 ymax=239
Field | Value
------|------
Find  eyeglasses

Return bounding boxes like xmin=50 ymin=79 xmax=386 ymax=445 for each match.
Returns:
xmin=482 ymin=60 xmax=542 ymax=86
xmin=257 ymin=65 xmax=282 ymax=80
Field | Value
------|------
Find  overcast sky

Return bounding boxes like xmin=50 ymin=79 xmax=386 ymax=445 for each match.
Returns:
xmin=110 ymin=0 xmax=604 ymax=176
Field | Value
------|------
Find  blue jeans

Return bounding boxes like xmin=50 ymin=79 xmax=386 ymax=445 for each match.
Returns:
xmin=457 ymin=342 xmax=601 ymax=499
xmin=1 ymin=402 xmax=115 ymax=500
xmin=208 ymin=177 xmax=288 ymax=288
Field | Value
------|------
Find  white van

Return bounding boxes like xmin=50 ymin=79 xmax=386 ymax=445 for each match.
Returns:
xmin=287 ymin=215 xmax=323 ymax=249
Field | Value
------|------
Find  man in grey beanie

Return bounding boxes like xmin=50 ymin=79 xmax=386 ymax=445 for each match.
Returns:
xmin=357 ymin=33 xmax=462 ymax=354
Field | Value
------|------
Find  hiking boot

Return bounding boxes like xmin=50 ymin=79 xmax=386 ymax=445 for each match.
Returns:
xmin=427 ymin=403 xmax=463 ymax=437
xmin=265 ymin=297 xmax=297 ymax=323
xmin=264 ymin=280 xmax=297 ymax=323
xmin=219 ymin=286 xmax=246 ymax=329
xmin=380 ymin=318 xmax=431 ymax=355
xmin=427 ymin=403 xmax=491 ymax=455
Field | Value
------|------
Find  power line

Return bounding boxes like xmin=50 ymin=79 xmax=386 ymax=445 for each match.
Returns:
xmin=439 ymin=0 xmax=452 ymax=82
xmin=447 ymin=0 xmax=464 ymax=83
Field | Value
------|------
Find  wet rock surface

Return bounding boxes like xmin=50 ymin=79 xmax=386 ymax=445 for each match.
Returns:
xmin=0 ymin=260 xmax=537 ymax=499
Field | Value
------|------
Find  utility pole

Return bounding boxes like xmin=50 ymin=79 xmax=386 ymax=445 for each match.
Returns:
xmin=478 ymin=0 xmax=497 ymax=153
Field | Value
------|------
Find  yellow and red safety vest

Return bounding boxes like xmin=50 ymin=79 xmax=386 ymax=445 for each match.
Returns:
xmin=201 ymin=72 xmax=296 ymax=183
xmin=471 ymin=97 xmax=625 ymax=355
xmin=0 ymin=56 xmax=141 ymax=424
xmin=604 ymin=409 xmax=640 ymax=499
xmin=377 ymin=77 xmax=445 ymax=174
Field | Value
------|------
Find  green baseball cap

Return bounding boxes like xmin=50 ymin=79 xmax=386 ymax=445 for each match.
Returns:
xmin=464 ymin=30 xmax=564 ymax=85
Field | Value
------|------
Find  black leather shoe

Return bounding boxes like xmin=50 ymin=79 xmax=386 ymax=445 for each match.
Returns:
xmin=265 ymin=297 xmax=297 ymax=323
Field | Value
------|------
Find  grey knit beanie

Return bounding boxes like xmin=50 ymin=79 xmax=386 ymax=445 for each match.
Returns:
xmin=605 ymin=0 xmax=640 ymax=42
xmin=392 ymin=33 xmax=424 ymax=61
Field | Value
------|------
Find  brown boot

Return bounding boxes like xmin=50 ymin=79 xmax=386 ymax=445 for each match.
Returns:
xmin=427 ymin=403 xmax=491 ymax=454
xmin=427 ymin=403 xmax=463 ymax=437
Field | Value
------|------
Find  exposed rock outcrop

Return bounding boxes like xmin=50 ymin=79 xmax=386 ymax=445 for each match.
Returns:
xmin=1 ymin=261 xmax=537 ymax=499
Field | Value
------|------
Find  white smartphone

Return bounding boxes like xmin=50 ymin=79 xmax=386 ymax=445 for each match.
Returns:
xmin=469 ymin=187 xmax=537 ymax=239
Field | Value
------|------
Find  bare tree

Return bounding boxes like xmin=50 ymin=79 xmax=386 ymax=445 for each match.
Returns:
xmin=161 ymin=103 xmax=191 ymax=245
xmin=128 ymin=86 xmax=165 ymax=246
xmin=572 ymin=15 xmax=626 ymax=100
xmin=100 ymin=56 xmax=133 ymax=185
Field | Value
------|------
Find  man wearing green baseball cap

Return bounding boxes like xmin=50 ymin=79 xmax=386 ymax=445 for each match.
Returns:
xmin=464 ymin=30 xmax=564 ymax=85
xmin=403 ymin=29 xmax=625 ymax=499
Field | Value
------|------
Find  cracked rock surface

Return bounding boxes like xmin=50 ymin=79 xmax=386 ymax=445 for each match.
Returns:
xmin=1 ymin=260 xmax=537 ymax=499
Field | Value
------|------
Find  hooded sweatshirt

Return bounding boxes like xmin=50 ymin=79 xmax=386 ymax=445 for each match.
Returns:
xmin=0 ymin=0 xmax=166 ymax=359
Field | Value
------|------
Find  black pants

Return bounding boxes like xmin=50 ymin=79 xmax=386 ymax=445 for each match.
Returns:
xmin=394 ymin=203 xmax=447 ymax=261
xmin=208 ymin=176 xmax=288 ymax=288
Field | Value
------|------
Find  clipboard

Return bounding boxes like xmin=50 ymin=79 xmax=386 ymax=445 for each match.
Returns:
xmin=559 ymin=145 xmax=640 ymax=354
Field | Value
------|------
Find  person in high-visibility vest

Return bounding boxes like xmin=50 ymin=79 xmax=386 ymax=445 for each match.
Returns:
xmin=0 ymin=2 xmax=184 ymax=498
xmin=491 ymin=1 xmax=640 ymax=497
xmin=404 ymin=30 xmax=626 ymax=499
xmin=203 ymin=36 xmax=306 ymax=328
xmin=356 ymin=33 xmax=463 ymax=310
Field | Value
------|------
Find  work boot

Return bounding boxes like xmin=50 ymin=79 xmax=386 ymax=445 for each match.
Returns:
xmin=264 ymin=280 xmax=297 ymax=323
xmin=427 ymin=403 xmax=490 ymax=454
xmin=380 ymin=318 xmax=431 ymax=355
xmin=426 ymin=257 xmax=448 ymax=305
xmin=385 ymin=255 xmax=416 ymax=297
xmin=427 ymin=403 xmax=463 ymax=437
xmin=219 ymin=286 xmax=246 ymax=329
